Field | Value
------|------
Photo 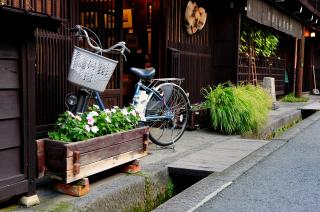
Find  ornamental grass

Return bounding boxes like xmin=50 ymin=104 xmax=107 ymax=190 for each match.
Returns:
xmin=203 ymin=83 xmax=272 ymax=135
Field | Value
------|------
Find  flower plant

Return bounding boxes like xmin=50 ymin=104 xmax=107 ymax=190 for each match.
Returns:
xmin=48 ymin=105 xmax=140 ymax=143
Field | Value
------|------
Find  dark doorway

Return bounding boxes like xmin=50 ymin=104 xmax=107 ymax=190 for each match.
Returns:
xmin=122 ymin=0 xmax=153 ymax=105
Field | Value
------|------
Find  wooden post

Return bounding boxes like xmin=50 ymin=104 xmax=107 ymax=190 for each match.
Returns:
xmin=293 ymin=38 xmax=298 ymax=94
xmin=296 ymin=30 xmax=305 ymax=97
xmin=22 ymin=27 xmax=37 ymax=197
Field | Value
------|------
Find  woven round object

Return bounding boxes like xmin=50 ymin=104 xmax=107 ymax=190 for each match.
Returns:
xmin=68 ymin=46 xmax=118 ymax=92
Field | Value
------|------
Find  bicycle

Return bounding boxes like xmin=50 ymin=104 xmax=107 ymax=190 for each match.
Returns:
xmin=66 ymin=25 xmax=190 ymax=146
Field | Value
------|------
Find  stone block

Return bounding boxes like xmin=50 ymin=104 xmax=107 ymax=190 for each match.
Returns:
xmin=20 ymin=195 xmax=40 ymax=207
xmin=122 ymin=160 xmax=142 ymax=173
xmin=262 ymin=77 xmax=276 ymax=102
xmin=54 ymin=178 xmax=89 ymax=197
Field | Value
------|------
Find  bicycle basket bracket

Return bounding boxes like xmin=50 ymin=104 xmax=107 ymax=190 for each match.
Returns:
xmin=68 ymin=46 xmax=118 ymax=92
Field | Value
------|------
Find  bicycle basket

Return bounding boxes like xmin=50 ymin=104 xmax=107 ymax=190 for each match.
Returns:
xmin=68 ymin=46 xmax=118 ymax=92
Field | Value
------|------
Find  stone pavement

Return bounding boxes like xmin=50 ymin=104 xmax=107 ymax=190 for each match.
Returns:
xmin=2 ymin=95 xmax=320 ymax=211
xmin=194 ymin=111 xmax=320 ymax=212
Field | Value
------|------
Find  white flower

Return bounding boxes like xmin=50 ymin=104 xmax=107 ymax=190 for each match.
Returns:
xmin=113 ymin=106 xmax=119 ymax=109
xmin=93 ymin=105 xmax=100 ymax=110
xmin=121 ymin=108 xmax=129 ymax=116
xmin=75 ymin=115 xmax=82 ymax=121
xmin=111 ymin=108 xmax=116 ymax=113
xmin=85 ymin=125 xmax=91 ymax=132
xmin=87 ymin=111 xmax=99 ymax=118
xmin=91 ymin=126 xmax=99 ymax=133
xmin=67 ymin=111 xmax=75 ymax=118
xmin=130 ymin=110 xmax=137 ymax=116
xmin=104 ymin=108 xmax=111 ymax=114
xmin=105 ymin=116 xmax=112 ymax=123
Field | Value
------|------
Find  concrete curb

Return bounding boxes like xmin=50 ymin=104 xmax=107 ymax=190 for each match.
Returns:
xmin=154 ymin=111 xmax=320 ymax=212
xmin=259 ymin=110 xmax=302 ymax=139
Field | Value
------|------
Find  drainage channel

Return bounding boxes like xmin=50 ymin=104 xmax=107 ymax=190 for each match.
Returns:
xmin=300 ymin=102 xmax=320 ymax=119
xmin=151 ymin=106 xmax=320 ymax=211
xmin=301 ymin=109 xmax=317 ymax=119
xmin=170 ymin=169 xmax=208 ymax=195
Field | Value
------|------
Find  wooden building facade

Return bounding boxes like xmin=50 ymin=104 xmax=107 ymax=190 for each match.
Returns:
xmin=1 ymin=0 xmax=320 ymax=202
xmin=241 ymin=0 xmax=320 ymax=96
xmin=0 ymin=3 xmax=60 ymax=202
xmin=152 ymin=0 xmax=242 ymax=103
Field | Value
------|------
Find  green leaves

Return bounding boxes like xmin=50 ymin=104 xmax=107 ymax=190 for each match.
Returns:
xmin=203 ymin=83 xmax=272 ymax=135
xmin=240 ymin=20 xmax=279 ymax=58
xmin=48 ymin=106 xmax=140 ymax=142
xmin=282 ymin=93 xmax=309 ymax=102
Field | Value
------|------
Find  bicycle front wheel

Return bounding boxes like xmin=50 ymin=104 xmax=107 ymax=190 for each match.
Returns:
xmin=144 ymin=83 xmax=190 ymax=146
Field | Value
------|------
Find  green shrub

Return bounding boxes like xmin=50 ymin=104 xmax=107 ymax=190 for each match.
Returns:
xmin=282 ymin=93 xmax=309 ymax=102
xmin=203 ymin=83 xmax=272 ymax=135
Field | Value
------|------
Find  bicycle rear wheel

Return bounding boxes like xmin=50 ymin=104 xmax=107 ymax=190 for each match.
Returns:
xmin=145 ymin=83 xmax=190 ymax=146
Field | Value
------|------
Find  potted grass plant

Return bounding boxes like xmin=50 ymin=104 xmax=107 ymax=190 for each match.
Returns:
xmin=202 ymin=83 xmax=272 ymax=135
xmin=37 ymin=105 xmax=149 ymax=183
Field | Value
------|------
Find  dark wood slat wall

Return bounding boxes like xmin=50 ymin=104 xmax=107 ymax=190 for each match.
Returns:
xmin=213 ymin=10 xmax=240 ymax=85
xmin=5 ymin=0 xmax=123 ymax=134
xmin=35 ymin=29 xmax=74 ymax=133
xmin=2 ymin=0 xmax=61 ymax=17
xmin=0 ymin=29 xmax=36 ymax=200
xmin=34 ymin=0 xmax=76 ymax=134
xmin=2 ymin=0 xmax=77 ymax=135
xmin=0 ymin=40 xmax=22 ymax=182
xmin=162 ymin=0 xmax=214 ymax=103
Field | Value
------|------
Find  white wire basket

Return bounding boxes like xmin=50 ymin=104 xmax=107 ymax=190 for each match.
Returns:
xmin=68 ymin=46 xmax=118 ymax=92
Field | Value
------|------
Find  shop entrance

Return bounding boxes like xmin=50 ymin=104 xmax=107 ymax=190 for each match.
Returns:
xmin=79 ymin=0 xmax=124 ymax=107
xmin=78 ymin=0 xmax=153 ymax=106
xmin=122 ymin=0 xmax=153 ymax=104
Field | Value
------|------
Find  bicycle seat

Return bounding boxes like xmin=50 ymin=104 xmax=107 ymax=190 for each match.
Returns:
xmin=130 ymin=67 xmax=155 ymax=79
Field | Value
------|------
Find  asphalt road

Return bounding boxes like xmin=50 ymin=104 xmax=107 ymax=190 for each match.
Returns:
xmin=196 ymin=119 xmax=320 ymax=212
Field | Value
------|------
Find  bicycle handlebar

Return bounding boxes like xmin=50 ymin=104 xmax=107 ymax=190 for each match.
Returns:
xmin=71 ymin=25 xmax=130 ymax=60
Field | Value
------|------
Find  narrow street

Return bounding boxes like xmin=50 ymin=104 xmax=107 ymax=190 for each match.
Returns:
xmin=196 ymin=119 xmax=320 ymax=212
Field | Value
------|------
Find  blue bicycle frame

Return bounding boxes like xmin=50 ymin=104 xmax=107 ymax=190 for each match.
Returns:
xmin=131 ymin=80 xmax=174 ymax=122
xmin=94 ymin=91 xmax=106 ymax=111
xmin=92 ymin=80 xmax=173 ymax=121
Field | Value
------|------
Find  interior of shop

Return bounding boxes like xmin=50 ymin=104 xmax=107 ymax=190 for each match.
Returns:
xmin=79 ymin=0 xmax=153 ymax=105
xmin=122 ymin=0 xmax=153 ymax=103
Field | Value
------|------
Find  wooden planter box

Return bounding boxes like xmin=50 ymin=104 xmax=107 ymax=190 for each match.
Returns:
xmin=37 ymin=127 xmax=148 ymax=184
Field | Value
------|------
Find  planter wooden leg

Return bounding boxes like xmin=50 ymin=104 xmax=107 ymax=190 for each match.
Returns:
xmin=36 ymin=139 xmax=46 ymax=178
xmin=122 ymin=159 xmax=141 ymax=174
xmin=54 ymin=178 xmax=89 ymax=197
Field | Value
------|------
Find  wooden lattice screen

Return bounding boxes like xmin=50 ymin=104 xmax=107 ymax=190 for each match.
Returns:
xmin=3 ymin=1 xmax=123 ymax=135
xmin=238 ymin=55 xmax=287 ymax=95
xmin=1 ymin=0 xmax=64 ymax=17
xmin=2 ymin=1 xmax=75 ymax=135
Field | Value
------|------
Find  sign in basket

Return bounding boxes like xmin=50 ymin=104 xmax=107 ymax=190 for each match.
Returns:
xmin=68 ymin=46 xmax=118 ymax=92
